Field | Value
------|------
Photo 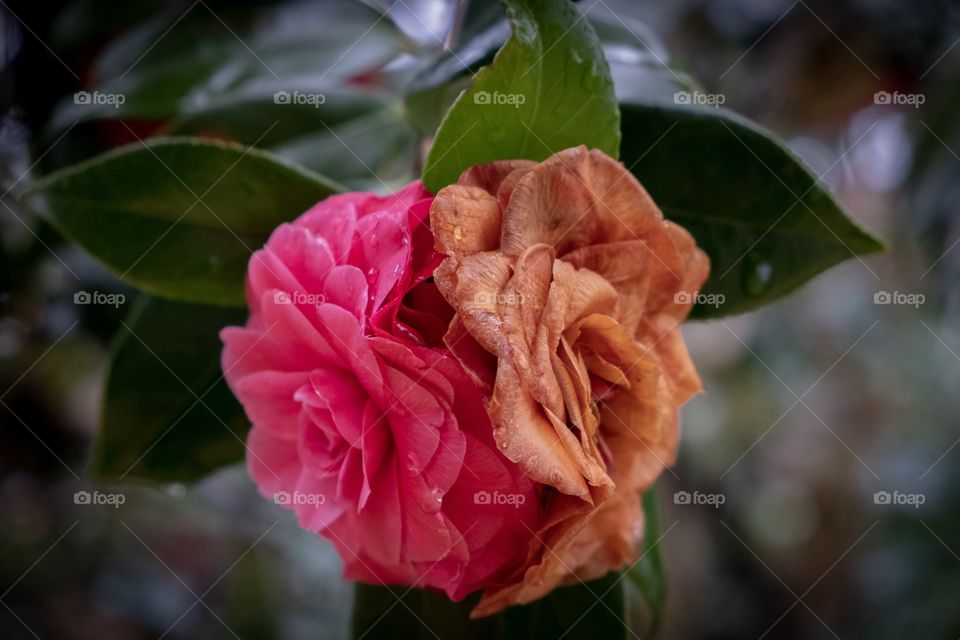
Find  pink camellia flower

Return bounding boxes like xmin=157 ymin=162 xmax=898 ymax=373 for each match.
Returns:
xmin=221 ymin=182 xmax=539 ymax=599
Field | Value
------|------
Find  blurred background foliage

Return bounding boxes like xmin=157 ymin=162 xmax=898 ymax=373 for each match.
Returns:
xmin=0 ymin=0 xmax=958 ymax=638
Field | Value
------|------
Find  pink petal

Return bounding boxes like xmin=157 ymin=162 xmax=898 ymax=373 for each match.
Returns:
xmin=322 ymin=265 xmax=369 ymax=321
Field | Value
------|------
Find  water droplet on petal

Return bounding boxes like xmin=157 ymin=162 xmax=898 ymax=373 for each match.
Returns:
xmin=422 ymin=487 xmax=444 ymax=513
xmin=406 ymin=452 xmax=419 ymax=473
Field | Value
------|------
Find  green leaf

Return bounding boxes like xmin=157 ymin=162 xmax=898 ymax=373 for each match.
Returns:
xmin=627 ymin=489 xmax=668 ymax=638
xmin=273 ymin=107 xmax=418 ymax=190
xmin=166 ymin=89 xmax=390 ymax=149
xmin=404 ymin=3 xmax=508 ymax=136
xmin=582 ymin=4 xmax=699 ymax=104
xmin=49 ymin=0 xmax=169 ymax=50
xmin=23 ymin=137 xmax=341 ymax=306
xmin=502 ymin=571 xmax=627 ymax=639
xmin=352 ymin=587 xmax=500 ymax=640
xmin=619 ymin=103 xmax=884 ymax=318
xmin=352 ymin=573 xmax=626 ymax=640
xmin=93 ymin=295 xmax=248 ymax=482
xmin=405 ymin=3 xmax=694 ymax=139
xmin=422 ymin=0 xmax=620 ymax=193
xmin=161 ymin=91 xmax=421 ymax=190
xmin=48 ymin=2 xmax=408 ymax=128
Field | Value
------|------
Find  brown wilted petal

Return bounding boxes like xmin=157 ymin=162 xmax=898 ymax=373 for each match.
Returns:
xmin=429 ymin=146 xmax=709 ymax=616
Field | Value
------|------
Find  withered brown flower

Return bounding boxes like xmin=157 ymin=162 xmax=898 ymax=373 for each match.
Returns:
xmin=430 ymin=146 xmax=709 ymax=616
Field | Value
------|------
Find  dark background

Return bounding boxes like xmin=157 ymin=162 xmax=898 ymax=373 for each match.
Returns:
xmin=1 ymin=0 xmax=958 ymax=638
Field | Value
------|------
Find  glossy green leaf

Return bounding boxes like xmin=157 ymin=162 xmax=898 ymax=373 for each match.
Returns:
xmin=405 ymin=2 xmax=693 ymax=139
xmin=93 ymin=295 xmax=248 ymax=482
xmin=24 ymin=137 xmax=341 ymax=306
xmin=620 ymin=103 xmax=884 ymax=318
xmin=352 ymin=573 xmax=626 ymax=640
xmin=627 ymin=489 xmax=668 ymax=639
xmin=422 ymin=0 xmax=620 ymax=193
